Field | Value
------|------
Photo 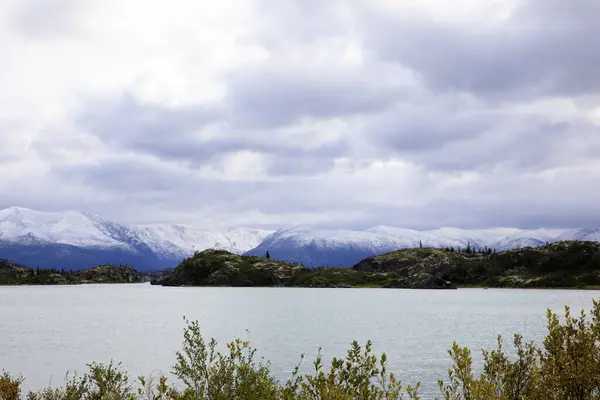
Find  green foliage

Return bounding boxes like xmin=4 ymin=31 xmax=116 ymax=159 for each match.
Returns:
xmin=437 ymin=299 xmax=600 ymax=399
xmin=151 ymin=241 xmax=600 ymax=289
xmin=161 ymin=250 xmax=305 ymax=287
xmin=282 ymin=342 xmax=420 ymax=399
xmin=5 ymin=300 xmax=600 ymax=399
xmin=25 ymin=362 xmax=134 ymax=400
xmin=171 ymin=317 xmax=279 ymax=399
xmin=0 ymin=261 xmax=139 ymax=285
xmin=356 ymin=241 xmax=600 ymax=289
xmin=438 ymin=335 xmax=539 ymax=400
xmin=0 ymin=371 xmax=23 ymax=400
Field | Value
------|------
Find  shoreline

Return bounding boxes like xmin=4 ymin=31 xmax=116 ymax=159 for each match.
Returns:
xmin=3 ymin=282 xmax=600 ymax=290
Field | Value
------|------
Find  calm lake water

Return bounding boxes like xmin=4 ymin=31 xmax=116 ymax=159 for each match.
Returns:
xmin=1 ymin=284 xmax=599 ymax=398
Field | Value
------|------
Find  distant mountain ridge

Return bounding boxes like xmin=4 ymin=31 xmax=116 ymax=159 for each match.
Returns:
xmin=0 ymin=207 xmax=271 ymax=270
xmin=244 ymin=226 xmax=598 ymax=267
xmin=0 ymin=206 xmax=598 ymax=270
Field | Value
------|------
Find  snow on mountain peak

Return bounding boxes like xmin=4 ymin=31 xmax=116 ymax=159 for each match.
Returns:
xmin=558 ymin=229 xmax=600 ymax=242
xmin=0 ymin=207 xmax=273 ymax=258
xmin=2 ymin=206 xmax=599 ymax=270
xmin=0 ymin=207 xmax=129 ymax=249
xmin=131 ymin=224 xmax=273 ymax=259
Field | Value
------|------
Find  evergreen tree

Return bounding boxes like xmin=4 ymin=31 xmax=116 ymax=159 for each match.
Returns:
xmin=265 ymin=251 xmax=271 ymax=259
xmin=419 ymin=240 xmax=423 ymax=248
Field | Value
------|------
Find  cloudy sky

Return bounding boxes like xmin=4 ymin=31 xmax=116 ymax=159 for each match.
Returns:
xmin=1 ymin=0 xmax=599 ymax=230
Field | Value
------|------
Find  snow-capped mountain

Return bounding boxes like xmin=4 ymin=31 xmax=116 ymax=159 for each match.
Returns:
xmin=0 ymin=207 xmax=272 ymax=270
xmin=558 ymin=229 xmax=600 ymax=242
xmin=245 ymin=226 xmax=396 ymax=267
xmin=1 ymin=206 xmax=598 ymax=270
xmin=244 ymin=225 xmax=502 ymax=267
xmin=245 ymin=226 xmax=575 ymax=267
xmin=0 ymin=206 xmax=131 ymax=249
xmin=132 ymin=224 xmax=272 ymax=260
xmin=493 ymin=229 xmax=565 ymax=252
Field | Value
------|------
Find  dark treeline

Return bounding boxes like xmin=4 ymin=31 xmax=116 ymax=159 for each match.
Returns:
xmin=0 ymin=261 xmax=140 ymax=285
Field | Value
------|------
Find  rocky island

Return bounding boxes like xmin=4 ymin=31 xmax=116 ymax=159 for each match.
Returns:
xmin=152 ymin=248 xmax=454 ymax=289
xmin=3 ymin=240 xmax=600 ymax=288
xmin=153 ymin=241 xmax=600 ymax=289
xmin=355 ymin=240 xmax=600 ymax=288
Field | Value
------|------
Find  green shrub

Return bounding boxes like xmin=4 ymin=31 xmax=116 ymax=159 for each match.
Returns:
xmin=3 ymin=300 xmax=600 ymax=399
xmin=437 ymin=299 xmax=600 ymax=400
xmin=281 ymin=342 xmax=419 ymax=399
xmin=0 ymin=371 xmax=23 ymax=400
xmin=171 ymin=317 xmax=279 ymax=399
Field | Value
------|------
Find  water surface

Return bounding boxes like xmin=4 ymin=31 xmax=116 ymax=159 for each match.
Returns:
xmin=1 ymin=284 xmax=599 ymax=398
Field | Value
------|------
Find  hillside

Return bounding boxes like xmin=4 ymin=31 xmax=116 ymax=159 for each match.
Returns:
xmin=0 ymin=261 xmax=141 ymax=285
xmin=354 ymin=241 xmax=600 ymax=288
xmin=154 ymin=249 xmax=456 ymax=289
xmin=155 ymin=241 xmax=600 ymax=289
xmin=157 ymin=250 xmax=306 ymax=287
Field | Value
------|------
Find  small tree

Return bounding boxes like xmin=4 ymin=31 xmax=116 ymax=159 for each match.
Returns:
xmin=266 ymin=251 xmax=271 ymax=259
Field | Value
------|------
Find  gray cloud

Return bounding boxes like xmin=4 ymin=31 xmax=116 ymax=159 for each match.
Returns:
xmin=2 ymin=0 xmax=600 ymax=230
xmin=77 ymin=93 xmax=352 ymax=176
xmin=225 ymin=65 xmax=406 ymax=129
xmin=364 ymin=0 xmax=600 ymax=98
xmin=9 ymin=0 xmax=81 ymax=37
xmin=78 ymin=94 xmax=220 ymax=162
xmin=385 ymin=119 xmax=579 ymax=172
xmin=54 ymin=157 xmax=187 ymax=193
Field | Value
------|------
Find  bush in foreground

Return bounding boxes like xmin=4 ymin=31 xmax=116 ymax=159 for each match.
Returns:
xmin=2 ymin=300 xmax=600 ymax=399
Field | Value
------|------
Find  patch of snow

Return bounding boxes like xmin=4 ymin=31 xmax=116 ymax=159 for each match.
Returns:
xmin=0 ymin=207 xmax=274 ymax=259
xmin=492 ymin=229 xmax=561 ymax=251
xmin=1 ymin=207 xmax=598 ymax=268
xmin=0 ymin=207 xmax=131 ymax=249
xmin=133 ymin=224 xmax=273 ymax=258
xmin=558 ymin=229 xmax=600 ymax=242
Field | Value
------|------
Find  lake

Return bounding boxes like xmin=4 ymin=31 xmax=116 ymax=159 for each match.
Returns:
xmin=1 ymin=284 xmax=599 ymax=398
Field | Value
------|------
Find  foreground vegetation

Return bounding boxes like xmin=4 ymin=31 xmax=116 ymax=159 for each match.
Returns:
xmin=3 ymin=300 xmax=600 ymax=399
xmin=153 ymin=241 xmax=600 ymax=289
xmin=0 ymin=260 xmax=140 ymax=285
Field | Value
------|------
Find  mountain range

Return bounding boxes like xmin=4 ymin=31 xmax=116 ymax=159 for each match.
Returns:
xmin=0 ymin=207 xmax=271 ymax=270
xmin=1 ymin=206 xmax=599 ymax=270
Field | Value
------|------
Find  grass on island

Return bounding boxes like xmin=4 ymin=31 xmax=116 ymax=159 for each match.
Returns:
xmin=3 ymin=299 xmax=600 ymax=399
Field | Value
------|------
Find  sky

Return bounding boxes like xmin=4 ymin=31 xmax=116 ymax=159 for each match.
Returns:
xmin=0 ymin=0 xmax=599 ymax=230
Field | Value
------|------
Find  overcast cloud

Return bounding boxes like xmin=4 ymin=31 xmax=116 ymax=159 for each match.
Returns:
xmin=1 ymin=0 xmax=599 ymax=229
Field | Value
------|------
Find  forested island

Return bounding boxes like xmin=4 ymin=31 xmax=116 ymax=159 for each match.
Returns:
xmin=152 ymin=240 xmax=600 ymax=289
xmin=3 ymin=240 xmax=600 ymax=288
xmin=0 ymin=260 xmax=140 ymax=285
